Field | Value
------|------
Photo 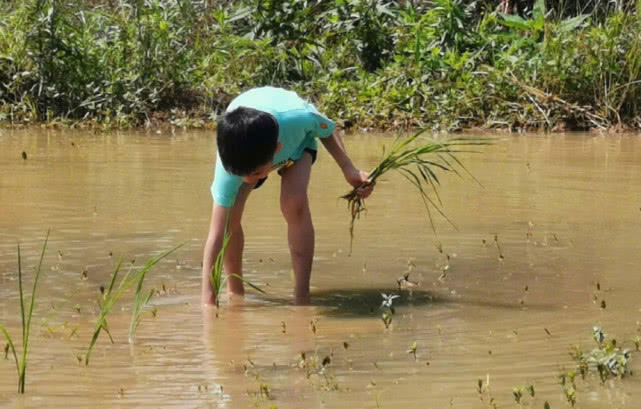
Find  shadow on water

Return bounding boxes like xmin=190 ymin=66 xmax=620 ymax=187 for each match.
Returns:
xmin=251 ymin=288 xmax=558 ymax=318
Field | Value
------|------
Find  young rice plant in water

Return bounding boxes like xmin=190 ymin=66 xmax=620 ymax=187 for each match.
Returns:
xmin=85 ymin=243 xmax=183 ymax=365
xmin=342 ymin=131 xmax=491 ymax=251
xmin=0 ymin=231 xmax=49 ymax=393
xmin=209 ymin=214 xmax=266 ymax=309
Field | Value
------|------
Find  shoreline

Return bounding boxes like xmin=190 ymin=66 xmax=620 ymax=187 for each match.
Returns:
xmin=2 ymin=115 xmax=639 ymax=135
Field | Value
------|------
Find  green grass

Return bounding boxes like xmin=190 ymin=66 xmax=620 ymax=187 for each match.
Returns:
xmin=0 ymin=230 xmax=49 ymax=393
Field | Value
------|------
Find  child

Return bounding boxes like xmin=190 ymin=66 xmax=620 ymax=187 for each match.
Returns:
xmin=202 ymin=87 xmax=373 ymax=306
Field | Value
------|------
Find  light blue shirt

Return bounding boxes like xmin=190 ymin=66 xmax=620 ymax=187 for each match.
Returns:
xmin=211 ymin=87 xmax=336 ymax=207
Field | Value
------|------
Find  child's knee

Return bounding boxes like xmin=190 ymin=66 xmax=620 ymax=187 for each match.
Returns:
xmin=280 ymin=194 xmax=309 ymax=221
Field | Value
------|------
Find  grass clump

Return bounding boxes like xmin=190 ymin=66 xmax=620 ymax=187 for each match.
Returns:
xmin=0 ymin=231 xmax=49 ymax=393
xmin=342 ymin=131 xmax=490 ymax=251
xmin=85 ymin=243 xmax=183 ymax=365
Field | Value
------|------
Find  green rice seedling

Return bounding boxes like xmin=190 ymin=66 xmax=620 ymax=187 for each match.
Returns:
xmin=407 ymin=341 xmax=417 ymax=360
xmin=128 ymin=268 xmax=155 ymax=344
xmin=526 ymin=384 xmax=535 ymax=397
xmin=0 ymin=231 xmax=49 ymax=393
xmin=209 ymin=222 xmax=232 ymax=309
xmin=341 ymin=130 xmax=491 ymax=251
xmin=209 ymin=215 xmax=266 ymax=309
xmin=381 ymin=311 xmax=392 ymax=329
xmin=85 ymin=243 xmax=183 ymax=365
xmin=512 ymin=386 xmax=523 ymax=404
xmin=562 ymin=383 xmax=576 ymax=407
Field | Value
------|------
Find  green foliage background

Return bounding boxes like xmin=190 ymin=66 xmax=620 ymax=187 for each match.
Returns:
xmin=0 ymin=0 xmax=640 ymax=131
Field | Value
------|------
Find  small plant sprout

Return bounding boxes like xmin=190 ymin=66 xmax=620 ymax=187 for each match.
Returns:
xmin=511 ymin=383 xmax=534 ymax=406
xmin=562 ymin=383 xmax=576 ymax=407
xmin=526 ymin=384 xmax=535 ymax=397
xmin=407 ymin=341 xmax=417 ymax=360
xmin=633 ymin=335 xmax=640 ymax=351
xmin=381 ymin=312 xmax=392 ymax=329
xmin=259 ymin=383 xmax=271 ymax=399
xmin=512 ymin=386 xmax=523 ymax=404
xmin=85 ymin=243 xmax=183 ymax=365
xmin=0 ymin=232 xmax=49 ymax=393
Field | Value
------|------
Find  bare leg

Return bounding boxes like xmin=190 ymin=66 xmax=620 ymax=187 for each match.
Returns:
xmin=280 ymin=153 xmax=314 ymax=305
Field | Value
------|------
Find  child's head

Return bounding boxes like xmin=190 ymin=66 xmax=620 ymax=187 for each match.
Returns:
xmin=217 ymin=107 xmax=279 ymax=182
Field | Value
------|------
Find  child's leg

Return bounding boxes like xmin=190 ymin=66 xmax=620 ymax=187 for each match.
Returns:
xmin=279 ymin=153 xmax=314 ymax=305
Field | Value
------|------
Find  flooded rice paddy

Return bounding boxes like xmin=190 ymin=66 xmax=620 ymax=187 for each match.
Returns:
xmin=1 ymin=128 xmax=641 ymax=408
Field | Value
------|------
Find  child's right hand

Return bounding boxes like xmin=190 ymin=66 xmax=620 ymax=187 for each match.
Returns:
xmin=345 ymin=168 xmax=374 ymax=199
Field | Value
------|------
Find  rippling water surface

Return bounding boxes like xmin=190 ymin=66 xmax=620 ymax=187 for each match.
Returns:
xmin=1 ymin=128 xmax=640 ymax=408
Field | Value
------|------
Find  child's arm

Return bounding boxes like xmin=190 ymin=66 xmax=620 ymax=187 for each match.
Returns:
xmin=321 ymin=132 xmax=374 ymax=198
xmin=201 ymin=202 xmax=230 ymax=306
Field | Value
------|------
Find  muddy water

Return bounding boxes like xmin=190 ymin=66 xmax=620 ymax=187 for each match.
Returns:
xmin=1 ymin=128 xmax=640 ymax=409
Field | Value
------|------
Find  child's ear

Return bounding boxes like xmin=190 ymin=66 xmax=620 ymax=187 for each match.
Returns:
xmin=275 ymin=142 xmax=283 ymax=154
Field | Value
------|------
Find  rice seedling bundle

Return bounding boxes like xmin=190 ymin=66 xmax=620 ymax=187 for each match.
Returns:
xmin=342 ymin=131 xmax=491 ymax=251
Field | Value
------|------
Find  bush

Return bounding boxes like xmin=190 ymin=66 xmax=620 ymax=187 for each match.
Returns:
xmin=0 ymin=0 xmax=640 ymax=130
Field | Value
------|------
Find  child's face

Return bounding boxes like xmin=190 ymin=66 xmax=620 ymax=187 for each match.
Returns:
xmin=241 ymin=161 xmax=272 ymax=184
xmin=240 ymin=142 xmax=282 ymax=185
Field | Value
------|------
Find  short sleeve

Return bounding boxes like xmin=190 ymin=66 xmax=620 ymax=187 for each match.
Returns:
xmin=304 ymin=102 xmax=335 ymax=139
xmin=211 ymin=153 xmax=243 ymax=208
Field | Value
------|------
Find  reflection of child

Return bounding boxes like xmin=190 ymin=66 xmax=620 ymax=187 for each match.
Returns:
xmin=201 ymin=87 xmax=374 ymax=306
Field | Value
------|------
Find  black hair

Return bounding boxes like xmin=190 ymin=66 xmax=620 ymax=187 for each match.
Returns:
xmin=216 ymin=106 xmax=279 ymax=176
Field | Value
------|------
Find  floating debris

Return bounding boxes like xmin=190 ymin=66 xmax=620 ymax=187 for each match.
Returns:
xmin=493 ymin=234 xmax=504 ymax=261
xmin=380 ymin=293 xmax=399 ymax=309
